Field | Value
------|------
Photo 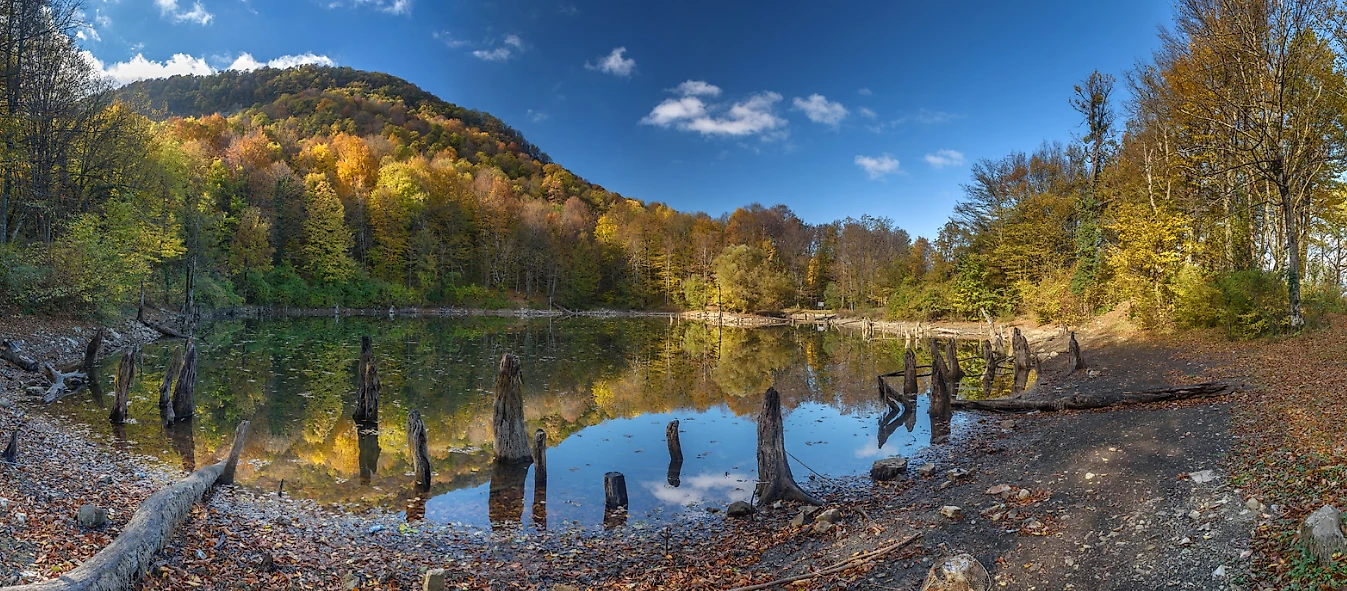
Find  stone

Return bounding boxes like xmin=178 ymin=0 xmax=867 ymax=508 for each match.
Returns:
xmin=999 ymin=420 xmax=1016 ymax=430
xmin=0 ymin=497 xmax=7 ymax=510
xmin=919 ymin=553 xmax=990 ymax=591
xmin=14 ymin=512 xmax=26 ymax=526
xmin=1299 ymin=505 xmax=1347 ymax=566
xmin=946 ymin=468 xmax=970 ymax=480
xmin=1212 ymin=565 xmax=1226 ymax=579
xmin=1178 ymin=536 xmax=1192 ymax=546
xmin=812 ymin=520 xmax=834 ymax=534
xmin=1245 ymin=498 xmax=1266 ymax=513
xmin=1187 ymin=510 xmax=1201 ymax=520
xmin=77 ymin=504 xmax=107 ymax=528
xmin=985 ymin=484 xmax=1011 ymax=496
xmin=422 ymin=568 xmax=446 ymax=591
xmin=1016 ymin=489 xmax=1031 ymax=500
xmin=726 ymin=501 xmax=755 ymax=519
xmin=341 ymin=572 xmax=359 ymax=590
xmin=772 ymin=500 xmax=783 ymax=509
xmin=939 ymin=506 xmax=962 ymax=519
xmin=870 ymin=457 xmax=908 ymax=481
xmin=816 ymin=508 xmax=842 ymax=524
xmin=790 ymin=511 xmax=811 ymax=528
xmin=1024 ymin=520 xmax=1043 ymax=530
xmin=917 ymin=462 xmax=937 ymax=477
xmin=1189 ymin=469 xmax=1219 ymax=484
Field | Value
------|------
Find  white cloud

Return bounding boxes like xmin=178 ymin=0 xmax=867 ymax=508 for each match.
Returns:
xmin=472 ymin=35 xmax=524 ymax=62
xmin=672 ymin=80 xmax=720 ymax=97
xmin=924 ymin=149 xmax=966 ymax=169
xmin=585 ymin=47 xmax=635 ymax=77
xmin=228 ymin=52 xmax=335 ymax=72
xmin=858 ymin=87 xmax=873 ymax=96
xmin=433 ymin=31 xmax=470 ymax=49
xmin=85 ymin=51 xmax=335 ymax=87
xmin=855 ymin=154 xmax=901 ymax=180
xmin=527 ymin=109 xmax=548 ymax=123
xmin=791 ymin=94 xmax=848 ymax=125
xmin=914 ymin=109 xmax=962 ymax=124
xmin=330 ymin=0 xmax=413 ymax=14
xmin=642 ymin=96 xmax=707 ymax=126
xmin=155 ymin=0 xmax=213 ymax=25
xmin=858 ymin=107 xmax=877 ymax=119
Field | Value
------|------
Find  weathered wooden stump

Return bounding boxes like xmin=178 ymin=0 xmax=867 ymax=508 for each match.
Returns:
xmin=903 ymin=348 xmax=918 ymax=399
xmin=110 ymin=348 xmax=138 ymax=425
xmin=928 ymin=340 xmax=952 ymax=419
xmin=353 ymin=336 xmax=380 ymax=423
xmin=945 ymin=339 xmax=964 ymax=395
xmin=492 ymin=353 xmax=532 ymax=463
xmin=82 ymin=328 xmax=105 ymax=375
xmin=755 ymin=387 xmax=822 ymax=506
xmin=604 ymin=471 xmax=629 ymax=509
xmin=219 ymin=421 xmax=250 ymax=485
xmin=1068 ymin=332 xmax=1086 ymax=373
xmin=666 ymin=419 xmax=684 ymax=487
xmin=407 ymin=410 xmax=431 ymax=490
xmin=171 ymin=341 xmax=198 ymax=421
xmin=532 ymin=429 xmax=547 ymax=488
xmin=980 ymin=339 xmax=999 ymax=398
xmin=158 ymin=346 xmax=184 ymax=413
xmin=1011 ymin=328 xmax=1031 ymax=394
xmin=1299 ymin=505 xmax=1347 ymax=566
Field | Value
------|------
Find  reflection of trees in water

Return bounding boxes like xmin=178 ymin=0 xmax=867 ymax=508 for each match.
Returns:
xmin=70 ymin=317 xmax=1002 ymax=509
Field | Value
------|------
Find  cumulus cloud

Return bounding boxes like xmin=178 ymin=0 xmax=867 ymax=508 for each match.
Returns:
xmin=585 ymin=47 xmax=635 ymax=77
xmin=642 ymin=84 xmax=786 ymax=139
xmin=857 ymin=87 xmax=873 ymax=96
xmin=791 ymin=94 xmax=848 ymax=125
xmin=924 ymin=149 xmax=966 ymax=169
xmin=85 ymin=51 xmax=335 ymax=87
xmin=473 ymin=34 xmax=523 ymax=62
xmin=155 ymin=0 xmax=213 ymax=25
xmin=855 ymin=154 xmax=901 ymax=180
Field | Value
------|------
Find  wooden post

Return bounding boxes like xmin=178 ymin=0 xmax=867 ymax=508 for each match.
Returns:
xmin=667 ymin=419 xmax=684 ymax=487
xmin=492 ymin=353 xmax=532 ymax=463
xmin=353 ymin=336 xmax=380 ymax=423
xmin=928 ymin=340 xmax=951 ymax=420
xmin=945 ymin=339 xmax=964 ymax=398
xmin=3 ymin=428 xmax=16 ymax=463
xmin=407 ymin=410 xmax=431 ymax=490
xmin=110 ymin=347 xmax=138 ymax=425
xmin=1012 ymin=328 xmax=1031 ymax=394
xmin=81 ymin=328 xmax=105 ymax=375
xmin=755 ymin=387 xmax=822 ymax=506
xmin=604 ymin=471 xmax=629 ymax=509
xmin=980 ymin=339 xmax=999 ymax=398
xmin=532 ymin=429 xmax=547 ymax=487
xmin=902 ymin=348 xmax=918 ymax=399
xmin=218 ymin=420 xmax=250 ymax=485
xmin=171 ymin=340 xmax=197 ymax=421
xmin=1069 ymin=332 xmax=1086 ymax=373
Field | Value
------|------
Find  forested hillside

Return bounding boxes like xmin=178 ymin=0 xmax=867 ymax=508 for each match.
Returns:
xmin=4 ymin=0 xmax=1347 ymax=338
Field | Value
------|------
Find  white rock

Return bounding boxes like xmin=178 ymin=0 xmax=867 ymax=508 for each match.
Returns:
xmin=939 ymin=506 xmax=962 ymax=519
xmin=1212 ymin=565 xmax=1226 ymax=579
xmin=1189 ymin=470 xmax=1218 ymax=484
xmin=14 ymin=512 xmax=25 ymax=525
xmin=1245 ymin=498 xmax=1265 ymax=512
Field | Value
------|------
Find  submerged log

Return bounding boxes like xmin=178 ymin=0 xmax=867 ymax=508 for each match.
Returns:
xmin=1068 ymin=332 xmax=1086 ymax=373
xmin=2 ymin=421 xmax=247 ymax=591
xmin=81 ymin=328 xmax=105 ymax=374
xmin=0 ymin=340 xmax=38 ymax=372
xmin=492 ymin=353 xmax=532 ymax=463
xmin=171 ymin=341 xmax=197 ymax=421
xmin=980 ymin=339 xmax=999 ymax=398
xmin=109 ymin=348 xmax=138 ymax=425
xmin=407 ymin=410 xmax=431 ymax=490
xmin=755 ymin=387 xmax=822 ymax=506
xmin=952 ymin=382 xmax=1231 ymax=412
xmin=353 ymin=336 xmax=380 ymax=423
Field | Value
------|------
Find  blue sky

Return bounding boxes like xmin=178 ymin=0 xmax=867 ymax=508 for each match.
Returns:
xmin=81 ymin=0 xmax=1174 ymax=239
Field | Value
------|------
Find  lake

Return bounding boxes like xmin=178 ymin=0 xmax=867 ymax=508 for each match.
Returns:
xmin=50 ymin=317 xmax=1022 ymax=530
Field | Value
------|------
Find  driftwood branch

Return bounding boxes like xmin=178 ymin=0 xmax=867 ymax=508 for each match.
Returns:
xmin=41 ymin=364 xmax=86 ymax=404
xmin=951 ymin=382 xmax=1232 ymax=412
xmin=0 ymin=422 xmax=248 ymax=591
xmin=1 ymin=340 xmax=38 ymax=372
xmin=725 ymin=533 xmax=923 ymax=591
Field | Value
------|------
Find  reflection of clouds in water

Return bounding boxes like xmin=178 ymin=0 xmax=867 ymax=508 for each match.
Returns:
xmin=853 ymin=440 xmax=886 ymax=459
xmin=644 ymin=471 xmax=755 ymax=506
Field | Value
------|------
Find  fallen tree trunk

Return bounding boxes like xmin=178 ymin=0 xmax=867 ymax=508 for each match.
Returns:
xmin=0 ymin=421 xmax=249 ymax=591
xmin=951 ymin=382 xmax=1231 ymax=412
xmin=0 ymin=340 xmax=38 ymax=372
xmin=139 ymin=304 xmax=188 ymax=339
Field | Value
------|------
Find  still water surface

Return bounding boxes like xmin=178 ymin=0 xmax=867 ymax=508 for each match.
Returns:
xmin=51 ymin=317 xmax=1018 ymax=530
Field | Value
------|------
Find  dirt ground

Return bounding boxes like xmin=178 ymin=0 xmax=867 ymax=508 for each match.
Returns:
xmin=0 ymin=313 xmax=1264 ymax=590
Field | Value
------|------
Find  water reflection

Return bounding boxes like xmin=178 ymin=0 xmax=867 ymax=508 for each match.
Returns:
xmin=54 ymin=318 xmax=1021 ymax=529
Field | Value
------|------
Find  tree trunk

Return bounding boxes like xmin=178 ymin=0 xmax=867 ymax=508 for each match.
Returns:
xmin=981 ymin=339 xmax=999 ymax=397
xmin=158 ymin=346 xmax=183 ymax=424
xmin=532 ymin=429 xmax=547 ymax=488
xmin=41 ymin=363 xmax=85 ymax=403
xmin=1283 ymin=190 xmax=1305 ymax=329
xmin=755 ymin=387 xmax=822 ymax=506
xmin=0 ymin=340 xmax=38 ymax=372
xmin=952 ymin=382 xmax=1230 ymax=412
xmin=1011 ymin=328 xmax=1031 ymax=394
xmin=81 ymin=328 xmax=104 ymax=375
xmin=666 ymin=419 xmax=683 ymax=487
xmin=171 ymin=341 xmax=197 ymax=421
xmin=945 ymin=338 xmax=964 ymax=396
xmin=406 ymin=410 xmax=431 ymax=490
xmin=488 ymin=459 xmax=529 ymax=526
xmin=353 ymin=336 xmax=379 ymax=423
xmin=928 ymin=340 xmax=952 ymax=423
xmin=109 ymin=348 xmax=137 ymax=425
xmin=218 ymin=421 xmax=250 ymax=485
xmin=1068 ymin=332 xmax=1086 ymax=373
xmin=492 ymin=353 xmax=532 ymax=463
xmin=1 ymin=422 xmax=248 ymax=591
xmin=903 ymin=348 xmax=918 ymax=398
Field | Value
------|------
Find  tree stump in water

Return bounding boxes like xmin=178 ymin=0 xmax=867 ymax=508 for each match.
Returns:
xmin=492 ymin=353 xmax=532 ymax=463
xmin=755 ymin=387 xmax=822 ymax=506
xmin=1068 ymin=332 xmax=1086 ymax=373
xmin=353 ymin=336 xmax=380 ymax=423
xmin=158 ymin=346 xmax=184 ymax=415
xmin=82 ymin=328 xmax=105 ymax=375
xmin=219 ymin=421 xmax=250 ymax=485
xmin=1011 ymin=328 xmax=1031 ymax=394
xmin=110 ymin=347 xmax=138 ymax=425
xmin=532 ymin=429 xmax=547 ymax=488
xmin=945 ymin=339 xmax=964 ymax=397
xmin=604 ymin=471 xmax=629 ymax=509
xmin=667 ymin=420 xmax=684 ymax=487
xmin=928 ymin=340 xmax=952 ymax=420
xmin=903 ymin=348 xmax=918 ymax=399
xmin=171 ymin=341 xmax=197 ymax=421
xmin=980 ymin=339 xmax=999 ymax=398
xmin=407 ymin=410 xmax=431 ymax=491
